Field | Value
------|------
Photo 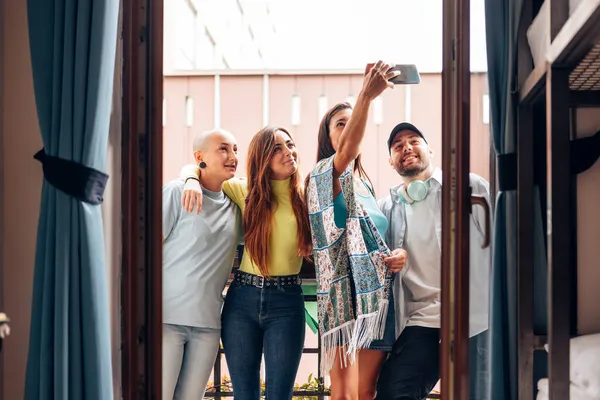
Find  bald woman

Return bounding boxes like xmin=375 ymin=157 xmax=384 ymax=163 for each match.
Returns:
xmin=162 ymin=129 xmax=242 ymax=400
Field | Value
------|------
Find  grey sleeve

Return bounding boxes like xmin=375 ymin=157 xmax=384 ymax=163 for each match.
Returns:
xmin=162 ymin=181 xmax=183 ymax=240
xmin=470 ymin=174 xmax=492 ymax=237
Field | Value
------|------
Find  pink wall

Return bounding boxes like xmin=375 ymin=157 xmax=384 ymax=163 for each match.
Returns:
xmin=163 ymin=73 xmax=491 ymax=199
xmin=220 ymin=76 xmax=264 ymax=176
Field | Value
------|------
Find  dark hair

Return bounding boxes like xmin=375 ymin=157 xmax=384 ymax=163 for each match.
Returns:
xmin=315 ymin=102 xmax=374 ymax=189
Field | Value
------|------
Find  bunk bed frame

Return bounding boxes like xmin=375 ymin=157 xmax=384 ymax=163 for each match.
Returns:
xmin=516 ymin=0 xmax=600 ymax=399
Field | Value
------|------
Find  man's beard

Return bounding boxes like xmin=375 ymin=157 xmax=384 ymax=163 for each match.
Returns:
xmin=395 ymin=161 xmax=428 ymax=177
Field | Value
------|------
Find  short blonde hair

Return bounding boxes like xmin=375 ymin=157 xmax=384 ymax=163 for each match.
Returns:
xmin=192 ymin=128 xmax=234 ymax=152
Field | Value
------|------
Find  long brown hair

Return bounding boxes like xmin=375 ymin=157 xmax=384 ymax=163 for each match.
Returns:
xmin=243 ymin=125 xmax=312 ymax=277
xmin=316 ymin=102 xmax=374 ymax=188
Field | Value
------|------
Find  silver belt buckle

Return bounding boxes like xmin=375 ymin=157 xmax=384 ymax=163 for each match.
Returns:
xmin=255 ymin=276 xmax=264 ymax=289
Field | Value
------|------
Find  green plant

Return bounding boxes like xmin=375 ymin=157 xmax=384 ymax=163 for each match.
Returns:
xmin=293 ymin=373 xmax=330 ymax=400
xmin=206 ymin=373 xmax=331 ymax=399
xmin=205 ymin=375 xmax=233 ymax=394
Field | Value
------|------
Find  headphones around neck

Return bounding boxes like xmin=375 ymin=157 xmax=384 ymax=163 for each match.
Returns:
xmin=398 ymin=179 xmax=431 ymax=205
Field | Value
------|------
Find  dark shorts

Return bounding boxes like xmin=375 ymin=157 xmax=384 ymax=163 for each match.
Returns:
xmin=368 ymin=285 xmax=396 ymax=352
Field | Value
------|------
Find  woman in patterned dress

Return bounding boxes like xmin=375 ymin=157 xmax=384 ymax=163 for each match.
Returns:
xmin=306 ymin=61 xmax=408 ymax=400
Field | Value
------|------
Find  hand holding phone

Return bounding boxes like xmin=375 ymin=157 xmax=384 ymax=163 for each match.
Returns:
xmin=365 ymin=63 xmax=421 ymax=85
xmin=361 ymin=61 xmax=398 ymax=100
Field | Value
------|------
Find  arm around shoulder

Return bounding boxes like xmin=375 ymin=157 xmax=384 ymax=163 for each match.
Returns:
xmin=222 ymin=178 xmax=248 ymax=208
xmin=180 ymin=164 xmax=200 ymax=181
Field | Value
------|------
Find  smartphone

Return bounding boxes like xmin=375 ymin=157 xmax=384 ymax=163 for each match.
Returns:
xmin=365 ymin=63 xmax=421 ymax=85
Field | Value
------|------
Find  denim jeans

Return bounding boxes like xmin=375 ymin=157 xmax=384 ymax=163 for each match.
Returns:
xmin=221 ymin=280 xmax=306 ymax=400
xmin=162 ymin=324 xmax=220 ymax=400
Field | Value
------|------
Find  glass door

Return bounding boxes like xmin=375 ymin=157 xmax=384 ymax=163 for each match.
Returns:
xmin=441 ymin=0 xmax=491 ymax=398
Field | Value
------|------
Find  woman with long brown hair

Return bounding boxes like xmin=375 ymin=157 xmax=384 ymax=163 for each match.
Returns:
xmin=306 ymin=61 xmax=408 ymax=400
xmin=180 ymin=125 xmax=312 ymax=400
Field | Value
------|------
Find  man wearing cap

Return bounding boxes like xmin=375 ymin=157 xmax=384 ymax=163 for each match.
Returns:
xmin=375 ymin=122 xmax=491 ymax=400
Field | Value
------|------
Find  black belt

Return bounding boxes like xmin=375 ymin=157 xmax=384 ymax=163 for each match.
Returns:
xmin=234 ymin=270 xmax=302 ymax=289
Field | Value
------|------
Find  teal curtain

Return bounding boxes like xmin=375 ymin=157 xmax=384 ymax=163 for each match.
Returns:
xmin=25 ymin=0 xmax=119 ymax=398
xmin=484 ymin=1 xmax=521 ymax=399
xmin=485 ymin=0 xmax=550 ymax=397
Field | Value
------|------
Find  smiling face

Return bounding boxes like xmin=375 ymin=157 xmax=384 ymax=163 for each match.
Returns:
xmin=388 ymin=130 xmax=433 ymax=177
xmin=193 ymin=131 xmax=238 ymax=183
xmin=268 ymin=130 xmax=298 ymax=180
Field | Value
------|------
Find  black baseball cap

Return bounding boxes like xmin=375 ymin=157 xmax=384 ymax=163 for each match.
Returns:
xmin=387 ymin=122 xmax=428 ymax=153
